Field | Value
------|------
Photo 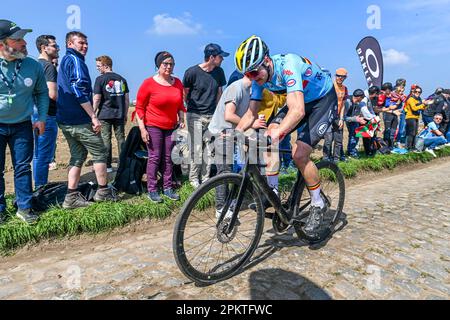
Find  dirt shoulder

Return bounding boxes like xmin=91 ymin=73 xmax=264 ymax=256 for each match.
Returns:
xmin=2 ymin=156 xmax=448 ymax=263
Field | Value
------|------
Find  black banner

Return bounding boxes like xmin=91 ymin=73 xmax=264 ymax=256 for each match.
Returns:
xmin=356 ymin=36 xmax=384 ymax=88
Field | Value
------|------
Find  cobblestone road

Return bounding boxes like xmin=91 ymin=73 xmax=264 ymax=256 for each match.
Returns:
xmin=0 ymin=162 xmax=449 ymax=300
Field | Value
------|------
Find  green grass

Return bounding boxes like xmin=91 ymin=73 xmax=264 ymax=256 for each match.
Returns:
xmin=1 ymin=146 xmax=450 ymax=254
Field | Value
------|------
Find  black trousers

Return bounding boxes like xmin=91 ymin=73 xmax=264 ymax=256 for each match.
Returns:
xmin=383 ymin=113 xmax=398 ymax=148
xmin=405 ymin=118 xmax=419 ymax=150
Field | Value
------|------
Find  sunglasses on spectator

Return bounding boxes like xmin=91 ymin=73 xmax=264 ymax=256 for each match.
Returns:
xmin=336 ymin=75 xmax=347 ymax=78
xmin=435 ymin=117 xmax=443 ymax=121
xmin=162 ymin=62 xmax=175 ymax=68
xmin=414 ymin=90 xmax=422 ymax=94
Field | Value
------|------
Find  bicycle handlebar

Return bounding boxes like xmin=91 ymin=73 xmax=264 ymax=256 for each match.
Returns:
xmin=234 ymin=131 xmax=272 ymax=147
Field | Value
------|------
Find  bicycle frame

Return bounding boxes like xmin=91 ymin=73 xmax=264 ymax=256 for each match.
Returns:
xmin=218 ymin=144 xmax=310 ymax=234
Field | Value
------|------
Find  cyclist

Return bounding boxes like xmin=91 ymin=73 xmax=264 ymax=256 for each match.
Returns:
xmin=235 ymin=35 xmax=338 ymax=233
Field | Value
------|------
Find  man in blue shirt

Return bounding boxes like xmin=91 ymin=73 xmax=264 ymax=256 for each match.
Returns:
xmin=0 ymin=20 xmax=49 ymax=224
xmin=235 ymin=36 xmax=338 ymax=234
xmin=57 ymin=31 xmax=116 ymax=209
xmin=422 ymin=113 xmax=447 ymax=157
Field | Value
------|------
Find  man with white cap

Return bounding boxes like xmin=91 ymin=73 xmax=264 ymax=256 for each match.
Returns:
xmin=0 ymin=19 xmax=49 ymax=224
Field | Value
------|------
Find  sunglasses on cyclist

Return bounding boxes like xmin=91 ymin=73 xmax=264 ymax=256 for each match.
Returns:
xmin=245 ymin=61 xmax=267 ymax=78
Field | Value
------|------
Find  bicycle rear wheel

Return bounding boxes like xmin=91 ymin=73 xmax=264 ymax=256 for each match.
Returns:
xmin=294 ymin=160 xmax=345 ymax=244
xmin=173 ymin=173 xmax=265 ymax=285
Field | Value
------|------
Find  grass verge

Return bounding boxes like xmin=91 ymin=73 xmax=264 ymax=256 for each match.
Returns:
xmin=1 ymin=146 xmax=450 ymax=254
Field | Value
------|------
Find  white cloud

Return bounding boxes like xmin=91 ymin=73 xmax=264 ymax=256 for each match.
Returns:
xmin=148 ymin=13 xmax=202 ymax=36
xmin=383 ymin=49 xmax=410 ymax=65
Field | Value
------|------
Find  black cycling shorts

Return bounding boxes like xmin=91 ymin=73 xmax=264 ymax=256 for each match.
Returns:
xmin=270 ymin=89 xmax=338 ymax=147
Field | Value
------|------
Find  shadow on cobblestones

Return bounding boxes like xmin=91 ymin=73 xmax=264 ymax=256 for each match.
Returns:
xmin=232 ymin=212 xmax=348 ymax=283
xmin=249 ymin=268 xmax=333 ymax=300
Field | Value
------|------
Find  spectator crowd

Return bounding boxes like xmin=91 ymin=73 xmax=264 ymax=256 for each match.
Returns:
xmin=1 ymin=19 xmax=449 ymax=225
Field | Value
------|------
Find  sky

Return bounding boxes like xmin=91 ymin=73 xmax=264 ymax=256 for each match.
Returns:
xmin=6 ymin=0 xmax=450 ymax=99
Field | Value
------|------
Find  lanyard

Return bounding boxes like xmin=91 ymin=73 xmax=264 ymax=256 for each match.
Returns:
xmin=0 ymin=59 xmax=23 ymax=93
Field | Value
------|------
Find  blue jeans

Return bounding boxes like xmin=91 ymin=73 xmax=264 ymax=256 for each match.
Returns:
xmin=0 ymin=121 xmax=34 ymax=212
xmin=398 ymin=112 xmax=407 ymax=144
xmin=346 ymin=122 xmax=360 ymax=156
xmin=446 ymin=132 xmax=450 ymax=143
xmin=279 ymin=133 xmax=293 ymax=168
xmin=424 ymin=136 xmax=447 ymax=149
xmin=33 ymin=115 xmax=58 ymax=188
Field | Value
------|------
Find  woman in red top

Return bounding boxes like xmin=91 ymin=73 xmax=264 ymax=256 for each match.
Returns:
xmin=136 ymin=51 xmax=186 ymax=203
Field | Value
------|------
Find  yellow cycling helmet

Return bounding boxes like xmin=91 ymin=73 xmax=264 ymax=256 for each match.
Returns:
xmin=235 ymin=35 xmax=269 ymax=74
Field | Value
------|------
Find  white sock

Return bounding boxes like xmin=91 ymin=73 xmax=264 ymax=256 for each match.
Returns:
xmin=308 ymin=184 xmax=325 ymax=209
xmin=267 ymin=175 xmax=279 ymax=195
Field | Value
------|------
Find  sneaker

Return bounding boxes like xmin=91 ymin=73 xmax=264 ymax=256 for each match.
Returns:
xmin=48 ymin=162 xmax=57 ymax=171
xmin=425 ymin=149 xmax=437 ymax=158
xmin=216 ymin=200 xmax=240 ymax=226
xmin=16 ymin=208 xmax=39 ymax=224
xmin=63 ymin=192 xmax=92 ymax=209
xmin=94 ymin=187 xmax=118 ymax=202
xmin=304 ymin=204 xmax=328 ymax=233
xmin=107 ymin=167 xmax=114 ymax=173
xmin=163 ymin=189 xmax=180 ymax=201
xmin=148 ymin=192 xmax=163 ymax=204
xmin=216 ymin=200 xmax=238 ymax=219
xmin=444 ymin=143 xmax=450 ymax=147
xmin=190 ymin=180 xmax=200 ymax=189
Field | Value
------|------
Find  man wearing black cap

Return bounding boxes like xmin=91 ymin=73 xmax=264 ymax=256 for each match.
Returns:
xmin=0 ymin=19 xmax=49 ymax=224
xmin=183 ymin=43 xmax=228 ymax=188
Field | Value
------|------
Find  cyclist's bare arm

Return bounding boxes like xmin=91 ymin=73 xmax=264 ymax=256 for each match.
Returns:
xmin=236 ymin=100 xmax=261 ymax=132
xmin=276 ymin=91 xmax=306 ymax=140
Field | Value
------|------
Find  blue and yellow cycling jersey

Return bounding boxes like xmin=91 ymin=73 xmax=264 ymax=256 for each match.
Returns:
xmin=251 ymin=54 xmax=334 ymax=103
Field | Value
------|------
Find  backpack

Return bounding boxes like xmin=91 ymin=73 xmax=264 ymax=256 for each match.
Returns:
xmin=113 ymin=126 xmax=148 ymax=195
xmin=113 ymin=156 xmax=146 ymax=195
xmin=14 ymin=182 xmax=97 ymax=212
xmin=415 ymin=136 xmax=425 ymax=152
xmin=373 ymin=137 xmax=391 ymax=155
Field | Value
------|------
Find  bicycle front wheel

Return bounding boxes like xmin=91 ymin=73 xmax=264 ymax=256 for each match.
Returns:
xmin=173 ymin=173 xmax=265 ymax=285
